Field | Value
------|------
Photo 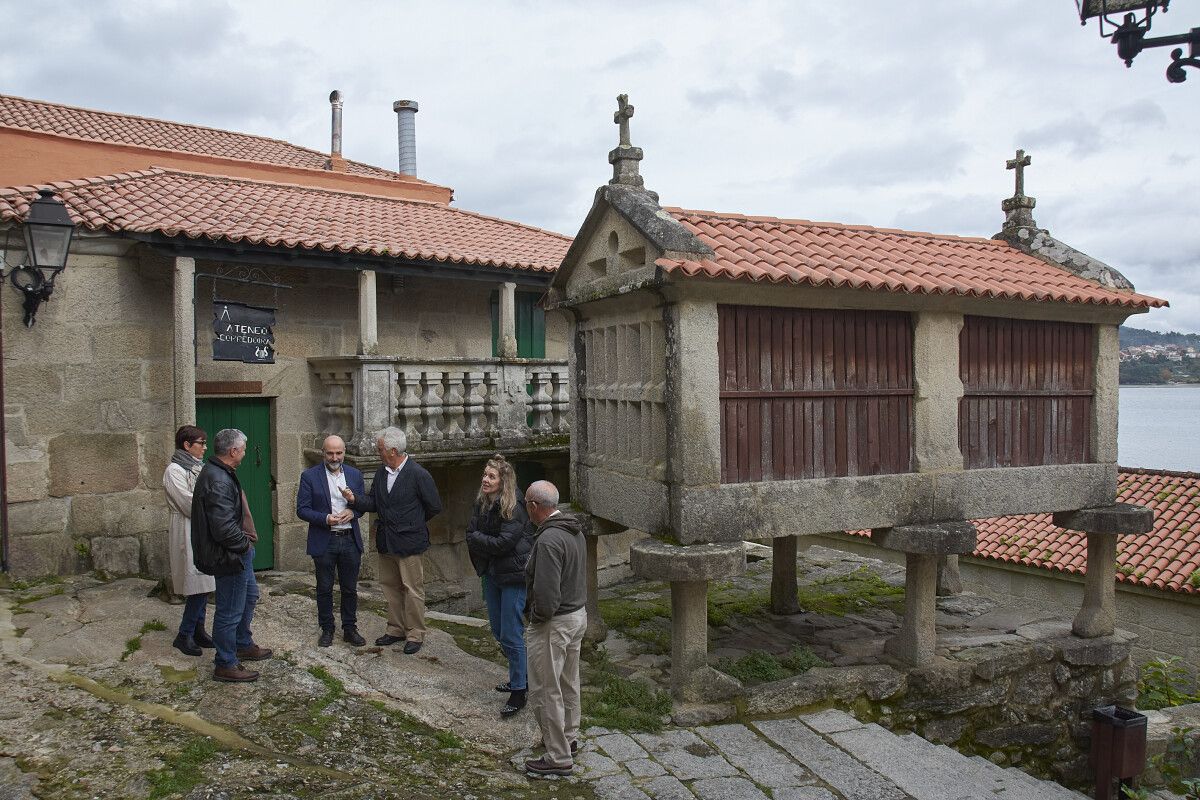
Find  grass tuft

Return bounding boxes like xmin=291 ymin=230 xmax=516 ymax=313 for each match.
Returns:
xmin=146 ymin=737 xmax=218 ymax=799
xmin=717 ymin=645 xmax=826 ymax=686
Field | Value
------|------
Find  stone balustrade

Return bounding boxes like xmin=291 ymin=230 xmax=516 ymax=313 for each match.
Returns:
xmin=309 ymin=356 xmax=570 ymax=457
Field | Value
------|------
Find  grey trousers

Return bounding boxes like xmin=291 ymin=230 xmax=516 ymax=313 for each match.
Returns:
xmin=526 ymin=608 xmax=587 ymax=766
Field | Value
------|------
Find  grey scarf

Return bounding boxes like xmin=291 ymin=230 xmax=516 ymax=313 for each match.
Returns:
xmin=170 ymin=448 xmax=203 ymax=474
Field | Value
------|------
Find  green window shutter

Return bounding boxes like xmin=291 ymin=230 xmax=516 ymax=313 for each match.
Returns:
xmin=490 ymin=289 xmax=545 ymax=358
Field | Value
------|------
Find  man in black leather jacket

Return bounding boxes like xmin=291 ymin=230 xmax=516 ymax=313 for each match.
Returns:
xmin=191 ymin=428 xmax=272 ymax=682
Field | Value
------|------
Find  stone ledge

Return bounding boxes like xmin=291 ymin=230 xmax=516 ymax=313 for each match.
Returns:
xmin=871 ymin=521 xmax=977 ymax=555
xmin=629 ymin=540 xmax=745 ymax=582
xmin=1052 ymin=503 xmax=1154 ymax=535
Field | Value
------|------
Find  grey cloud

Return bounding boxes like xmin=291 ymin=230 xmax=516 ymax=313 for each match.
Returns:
xmin=892 ymin=194 xmax=999 ymax=238
xmin=1016 ymin=116 xmax=1104 ymax=157
xmin=603 ymin=43 xmax=664 ymax=71
xmin=798 ymin=137 xmax=971 ymax=189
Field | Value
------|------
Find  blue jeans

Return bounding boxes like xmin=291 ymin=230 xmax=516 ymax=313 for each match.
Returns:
xmin=483 ymin=576 xmax=527 ymax=691
xmin=212 ymin=547 xmax=260 ymax=668
xmin=178 ymin=593 xmax=209 ymax=638
xmin=313 ymin=534 xmax=361 ymax=632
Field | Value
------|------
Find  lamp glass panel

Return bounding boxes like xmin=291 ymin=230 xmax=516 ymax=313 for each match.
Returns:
xmin=1077 ymin=0 xmax=1163 ymax=21
xmin=24 ymin=223 xmax=73 ymax=270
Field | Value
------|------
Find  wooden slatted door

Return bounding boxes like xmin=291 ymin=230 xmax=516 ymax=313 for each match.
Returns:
xmin=958 ymin=316 xmax=1094 ymax=469
xmin=195 ymin=397 xmax=275 ymax=569
xmin=718 ymin=306 xmax=914 ymax=483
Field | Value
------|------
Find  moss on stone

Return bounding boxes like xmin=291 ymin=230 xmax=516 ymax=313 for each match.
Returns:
xmin=146 ymin=736 xmax=218 ymax=799
xmin=795 ymin=566 xmax=904 ymax=616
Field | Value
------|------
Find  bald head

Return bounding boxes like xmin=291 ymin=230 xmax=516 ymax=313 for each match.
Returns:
xmin=526 ymin=480 xmax=560 ymax=525
xmin=322 ymin=435 xmax=346 ymax=472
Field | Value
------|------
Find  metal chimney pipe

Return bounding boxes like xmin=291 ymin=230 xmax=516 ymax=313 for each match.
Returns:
xmin=329 ymin=90 xmax=344 ymax=157
xmin=393 ymin=99 xmax=418 ymax=176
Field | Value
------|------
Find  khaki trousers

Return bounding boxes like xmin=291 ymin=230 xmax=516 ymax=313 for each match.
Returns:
xmin=526 ymin=608 xmax=586 ymax=767
xmin=376 ymin=552 xmax=426 ymax=642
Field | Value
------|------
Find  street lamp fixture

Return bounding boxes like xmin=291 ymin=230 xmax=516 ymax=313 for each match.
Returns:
xmin=1076 ymin=0 xmax=1200 ymax=82
xmin=9 ymin=189 xmax=76 ymax=327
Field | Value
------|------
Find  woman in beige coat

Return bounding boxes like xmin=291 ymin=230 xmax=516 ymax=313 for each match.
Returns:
xmin=163 ymin=425 xmax=216 ymax=656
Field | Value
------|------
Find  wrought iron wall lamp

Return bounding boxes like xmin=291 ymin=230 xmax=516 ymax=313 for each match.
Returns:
xmin=6 ymin=189 xmax=77 ymax=327
xmin=1076 ymin=0 xmax=1200 ymax=82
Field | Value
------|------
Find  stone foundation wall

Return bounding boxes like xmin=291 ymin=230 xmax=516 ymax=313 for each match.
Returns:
xmin=745 ymin=624 xmax=1138 ymax=787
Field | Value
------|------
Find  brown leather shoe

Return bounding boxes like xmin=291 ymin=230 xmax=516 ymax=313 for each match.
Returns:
xmin=236 ymin=644 xmax=273 ymax=661
xmin=213 ymin=663 xmax=259 ymax=682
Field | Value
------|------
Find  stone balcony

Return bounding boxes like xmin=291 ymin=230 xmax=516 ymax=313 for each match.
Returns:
xmin=309 ymin=356 xmax=570 ymax=461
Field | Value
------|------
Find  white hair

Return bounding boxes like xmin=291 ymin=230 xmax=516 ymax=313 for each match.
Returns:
xmin=526 ymin=480 xmax=559 ymax=508
xmin=377 ymin=426 xmax=407 ymax=455
xmin=213 ymin=428 xmax=247 ymax=456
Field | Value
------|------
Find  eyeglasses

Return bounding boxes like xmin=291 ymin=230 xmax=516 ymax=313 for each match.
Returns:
xmin=191 ymin=440 xmax=207 ymax=446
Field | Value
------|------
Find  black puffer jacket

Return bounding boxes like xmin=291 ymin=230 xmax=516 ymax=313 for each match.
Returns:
xmin=190 ymin=457 xmax=251 ymax=577
xmin=465 ymin=490 xmax=533 ymax=586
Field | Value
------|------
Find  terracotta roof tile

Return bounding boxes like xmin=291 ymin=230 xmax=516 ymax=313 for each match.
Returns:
xmin=660 ymin=208 xmax=1165 ymax=310
xmin=846 ymin=467 xmax=1200 ymax=594
xmin=0 ymin=168 xmax=571 ymax=272
xmin=0 ymin=94 xmax=404 ymax=181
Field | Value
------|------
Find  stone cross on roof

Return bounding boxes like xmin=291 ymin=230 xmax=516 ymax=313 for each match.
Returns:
xmin=614 ymin=94 xmax=635 ymax=146
xmin=1007 ymin=149 xmax=1032 ymax=198
xmin=608 ymin=92 xmax=646 ymax=190
xmin=1001 ymin=148 xmax=1037 ymax=233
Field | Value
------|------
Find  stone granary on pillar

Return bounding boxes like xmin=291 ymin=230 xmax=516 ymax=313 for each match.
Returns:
xmin=546 ymin=97 xmax=1168 ymax=701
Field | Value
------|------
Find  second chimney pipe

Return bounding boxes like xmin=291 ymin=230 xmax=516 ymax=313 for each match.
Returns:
xmin=393 ymin=99 xmax=418 ymax=176
xmin=330 ymin=90 xmax=343 ymax=157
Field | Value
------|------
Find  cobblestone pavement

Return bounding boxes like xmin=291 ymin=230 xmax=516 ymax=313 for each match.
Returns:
xmin=548 ymin=709 xmax=1095 ymax=800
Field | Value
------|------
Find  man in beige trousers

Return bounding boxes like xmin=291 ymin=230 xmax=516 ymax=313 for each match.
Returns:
xmin=522 ymin=480 xmax=587 ymax=777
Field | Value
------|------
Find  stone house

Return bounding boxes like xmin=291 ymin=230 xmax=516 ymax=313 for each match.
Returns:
xmin=551 ymin=98 xmax=1167 ymax=700
xmin=0 ymin=93 xmax=572 ymax=605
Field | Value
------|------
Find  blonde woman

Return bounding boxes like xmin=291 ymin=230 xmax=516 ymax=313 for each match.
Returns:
xmin=162 ymin=425 xmax=216 ymax=656
xmin=465 ymin=454 xmax=533 ymax=717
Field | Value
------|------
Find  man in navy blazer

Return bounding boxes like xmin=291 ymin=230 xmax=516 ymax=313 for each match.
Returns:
xmin=296 ymin=435 xmax=367 ymax=647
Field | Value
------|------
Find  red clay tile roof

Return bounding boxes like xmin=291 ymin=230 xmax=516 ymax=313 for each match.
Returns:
xmin=0 ymin=169 xmax=571 ymax=272
xmin=0 ymin=94 xmax=407 ymax=182
xmin=971 ymin=468 xmax=1200 ymax=595
xmin=660 ymin=208 xmax=1166 ymax=310
xmin=847 ymin=468 xmax=1200 ymax=595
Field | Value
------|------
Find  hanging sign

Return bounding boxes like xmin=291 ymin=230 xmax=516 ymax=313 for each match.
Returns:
xmin=213 ymin=301 xmax=276 ymax=364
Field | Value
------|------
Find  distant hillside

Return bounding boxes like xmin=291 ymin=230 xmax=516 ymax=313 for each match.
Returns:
xmin=1120 ymin=326 xmax=1200 ymax=348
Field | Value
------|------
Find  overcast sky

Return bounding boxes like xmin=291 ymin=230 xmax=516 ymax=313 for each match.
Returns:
xmin=3 ymin=0 xmax=1197 ymax=333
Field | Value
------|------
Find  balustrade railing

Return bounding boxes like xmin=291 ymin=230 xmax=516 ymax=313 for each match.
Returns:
xmin=310 ymin=356 xmax=570 ymax=456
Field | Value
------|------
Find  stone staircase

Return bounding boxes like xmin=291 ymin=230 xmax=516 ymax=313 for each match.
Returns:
xmin=574 ymin=708 xmax=1092 ymax=800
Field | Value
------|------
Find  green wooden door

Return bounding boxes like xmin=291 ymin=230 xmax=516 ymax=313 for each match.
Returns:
xmin=195 ymin=398 xmax=274 ymax=570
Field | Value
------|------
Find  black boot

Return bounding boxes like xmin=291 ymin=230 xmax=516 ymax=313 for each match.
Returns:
xmin=192 ymin=628 xmax=215 ymax=649
xmin=172 ymin=633 xmax=202 ymax=657
xmin=501 ymin=689 xmax=527 ymax=718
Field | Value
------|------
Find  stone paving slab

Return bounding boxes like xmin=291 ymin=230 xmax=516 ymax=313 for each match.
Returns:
xmin=596 ymin=731 xmax=651 ymax=761
xmin=774 ymin=789 xmax=839 ymax=800
xmin=641 ymin=775 xmax=697 ymax=799
xmin=752 ymin=718 xmax=909 ymax=800
xmin=632 ymin=729 xmax=741 ymax=781
xmin=696 ymin=723 xmax=813 ymax=789
xmin=800 ymin=709 xmax=866 ymax=735
xmin=830 ymin=723 xmax=971 ymax=800
xmin=691 ymin=776 xmax=772 ymax=800
xmin=594 ymin=774 xmax=652 ymax=800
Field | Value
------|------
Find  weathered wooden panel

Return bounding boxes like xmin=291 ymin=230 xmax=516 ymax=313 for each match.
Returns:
xmin=959 ymin=316 xmax=1094 ymax=469
xmin=718 ymin=306 xmax=914 ymax=483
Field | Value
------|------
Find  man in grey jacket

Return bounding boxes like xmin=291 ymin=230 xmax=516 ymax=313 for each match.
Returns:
xmin=522 ymin=480 xmax=587 ymax=777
